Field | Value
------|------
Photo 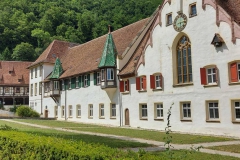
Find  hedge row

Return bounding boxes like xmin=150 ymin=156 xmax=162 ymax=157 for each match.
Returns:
xmin=0 ymin=131 xmax=162 ymax=160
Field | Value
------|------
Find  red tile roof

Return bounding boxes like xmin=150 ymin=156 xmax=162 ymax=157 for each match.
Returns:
xmin=59 ymin=18 xmax=149 ymax=78
xmin=218 ymin=0 xmax=240 ymax=25
xmin=0 ymin=61 xmax=32 ymax=86
xmin=28 ymin=40 xmax=78 ymax=68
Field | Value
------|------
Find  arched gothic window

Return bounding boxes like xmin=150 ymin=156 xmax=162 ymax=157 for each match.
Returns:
xmin=177 ymin=36 xmax=192 ymax=83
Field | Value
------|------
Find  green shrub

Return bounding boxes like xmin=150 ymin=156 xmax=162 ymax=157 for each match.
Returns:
xmin=16 ymin=106 xmax=40 ymax=117
xmin=10 ymin=105 xmax=18 ymax=112
xmin=0 ymin=104 xmax=4 ymax=110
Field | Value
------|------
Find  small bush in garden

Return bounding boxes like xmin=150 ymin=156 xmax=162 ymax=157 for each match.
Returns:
xmin=16 ymin=106 xmax=40 ymax=117
xmin=0 ymin=125 xmax=17 ymax=131
xmin=0 ymin=103 xmax=5 ymax=110
xmin=10 ymin=105 xmax=18 ymax=112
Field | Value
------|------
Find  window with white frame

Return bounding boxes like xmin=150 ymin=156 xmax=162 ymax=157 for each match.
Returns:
xmin=155 ymin=75 xmax=161 ymax=88
xmin=55 ymin=106 xmax=58 ymax=118
xmin=30 ymin=84 xmax=33 ymax=96
xmin=54 ymin=81 xmax=59 ymax=90
xmin=89 ymin=104 xmax=93 ymax=118
xmin=111 ymin=104 xmax=116 ymax=118
xmin=35 ymin=67 xmax=37 ymax=78
xmin=62 ymin=106 xmax=65 ymax=117
xmin=31 ymin=69 xmax=33 ymax=79
xmin=101 ymin=69 xmax=105 ymax=81
xmin=76 ymin=105 xmax=81 ymax=117
xmin=136 ymin=76 xmax=146 ymax=91
xmin=99 ymin=104 xmax=104 ymax=117
xmin=97 ymin=72 xmax=101 ymax=84
xmin=155 ymin=103 xmax=163 ymax=119
xmin=84 ymin=75 xmax=88 ymax=87
xmin=206 ymin=101 xmax=219 ymax=120
xmin=107 ymin=68 xmax=114 ymax=80
xmin=39 ymin=82 xmax=42 ymax=95
xmin=207 ymin=68 xmax=217 ymax=84
xmin=140 ymin=104 xmax=148 ymax=119
xmin=34 ymin=83 xmax=37 ymax=96
xmin=69 ymin=105 xmax=73 ymax=117
xmin=180 ymin=102 xmax=191 ymax=120
xmin=40 ymin=66 xmax=42 ymax=77
xmin=231 ymin=100 xmax=240 ymax=121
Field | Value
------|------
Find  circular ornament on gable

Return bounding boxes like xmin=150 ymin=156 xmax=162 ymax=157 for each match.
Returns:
xmin=173 ymin=13 xmax=188 ymax=32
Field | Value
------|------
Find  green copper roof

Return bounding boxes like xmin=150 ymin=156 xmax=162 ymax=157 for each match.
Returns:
xmin=49 ymin=58 xmax=63 ymax=79
xmin=98 ymin=33 xmax=118 ymax=68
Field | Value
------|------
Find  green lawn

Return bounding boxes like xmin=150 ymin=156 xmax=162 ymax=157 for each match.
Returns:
xmin=208 ymin=144 xmax=240 ymax=154
xmin=0 ymin=120 xmax=152 ymax=148
xmin=13 ymin=119 xmax=235 ymax=144
xmin=1 ymin=119 xmax=240 ymax=160
xmin=149 ymin=150 xmax=240 ymax=160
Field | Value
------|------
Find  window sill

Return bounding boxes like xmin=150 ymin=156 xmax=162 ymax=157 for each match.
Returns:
xmin=88 ymin=117 xmax=93 ymax=119
xmin=140 ymin=118 xmax=148 ymax=120
xmin=181 ymin=119 xmax=192 ymax=122
xmin=122 ymin=91 xmax=130 ymax=95
xmin=153 ymin=88 xmax=162 ymax=91
xmin=166 ymin=23 xmax=172 ymax=27
xmin=173 ymin=83 xmax=193 ymax=87
xmin=154 ymin=118 xmax=164 ymax=121
xmin=206 ymin=119 xmax=220 ymax=123
xmin=77 ymin=116 xmax=81 ymax=118
xmin=189 ymin=14 xmax=197 ymax=18
xmin=229 ymin=82 xmax=240 ymax=85
xmin=232 ymin=120 xmax=240 ymax=124
xmin=99 ymin=117 xmax=105 ymax=119
xmin=138 ymin=90 xmax=147 ymax=93
xmin=203 ymin=84 xmax=218 ymax=88
xmin=110 ymin=117 xmax=116 ymax=119
xmin=68 ymin=116 xmax=73 ymax=118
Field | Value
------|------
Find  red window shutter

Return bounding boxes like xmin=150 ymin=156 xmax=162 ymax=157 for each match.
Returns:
xmin=126 ymin=79 xmax=129 ymax=91
xmin=160 ymin=74 xmax=163 ymax=88
xmin=150 ymin=75 xmax=155 ymax=89
xmin=142 ymin=76 xmax=147 ymax=90
xmin=230 ymin=63 xmax=238 ymax=82
xmin=200 ymin=68 xmax=207 ymax=85
xmin=119 ymin=81 xmax=124 ymax=92
xmin=136 ymin=77 xmax=140 ymax=90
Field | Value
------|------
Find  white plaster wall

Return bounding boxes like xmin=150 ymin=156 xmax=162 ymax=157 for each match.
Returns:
xmin=29 ymin=64 xmax=54 ymax=114
xmin=121 ymin=0 xmax=240 ymax=137
xmin=58 ymin=73 xmax=120 ymax=126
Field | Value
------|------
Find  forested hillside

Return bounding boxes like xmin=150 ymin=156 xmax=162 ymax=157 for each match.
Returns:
xmin=0 ymin=0 xmax=162 ymax=61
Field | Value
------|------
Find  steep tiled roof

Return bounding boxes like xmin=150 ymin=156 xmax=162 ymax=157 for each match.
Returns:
xmin=118 ymin=29 xmax=151 ymax=77
xmin=217 ymin=0 xmax=240 ymax=25
xmin=0 ymin=61 xmax=32 ymax=86
xmin=28 ymin=40 xmax=79 ymax=68
xmin=60 ymin=18 xmax=149 ymax=78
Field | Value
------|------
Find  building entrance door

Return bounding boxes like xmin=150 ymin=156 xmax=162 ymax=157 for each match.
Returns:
xmin=125 ymin=108 xmax=129 ymax=125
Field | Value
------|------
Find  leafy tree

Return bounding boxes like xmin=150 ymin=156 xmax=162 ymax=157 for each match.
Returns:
xmin=12 ymin=42 xmax=36 ymax=61
xmin=0 ymin=0 xmax=163 ymax=61
xmin=0 ymin=47 xmax=12 ymax=60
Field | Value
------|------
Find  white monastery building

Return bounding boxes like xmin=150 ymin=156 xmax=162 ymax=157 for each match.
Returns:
xmin=28 ymin=0 xmax=240 ymax=137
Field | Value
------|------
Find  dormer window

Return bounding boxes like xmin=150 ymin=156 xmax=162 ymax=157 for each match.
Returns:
xmin=9 ymin=65 xmax=14 ymax=74
xmin=18 ymin=75 xmax=23 ymax=83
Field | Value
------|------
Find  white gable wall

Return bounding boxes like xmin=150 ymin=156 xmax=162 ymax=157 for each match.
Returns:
xmin=121 ymin=0 xmax=240 ymax=137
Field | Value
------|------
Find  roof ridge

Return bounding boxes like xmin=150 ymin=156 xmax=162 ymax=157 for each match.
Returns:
xmin=69 ymin=18 xmax=150 ymax=50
